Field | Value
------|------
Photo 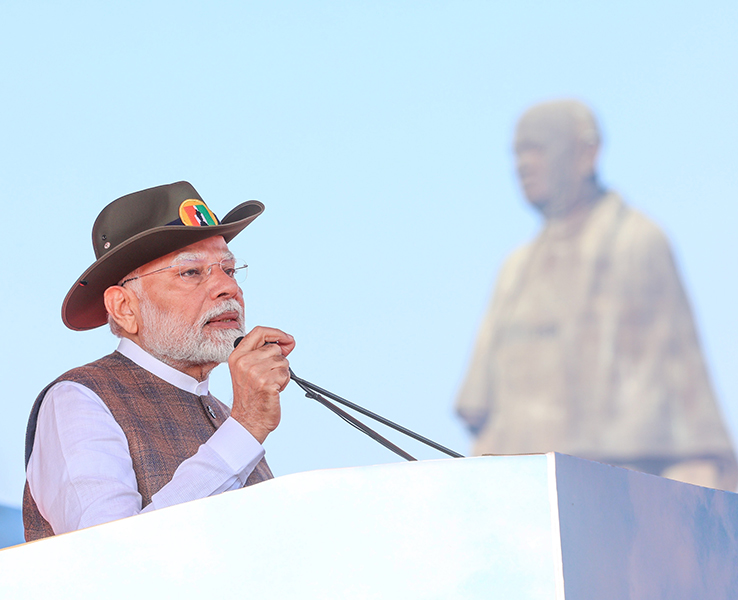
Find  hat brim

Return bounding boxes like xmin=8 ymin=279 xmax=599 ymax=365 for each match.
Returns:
xmin=62 ymin=200 xmax=264 ymax=331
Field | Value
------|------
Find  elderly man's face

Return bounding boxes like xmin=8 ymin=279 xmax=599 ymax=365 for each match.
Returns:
xmin=133 ymin=235 xmax=245 ymax=369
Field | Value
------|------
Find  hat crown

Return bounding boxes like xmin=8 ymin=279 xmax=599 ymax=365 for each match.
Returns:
xmin=92 ymin=181 xmax=216 ymax=258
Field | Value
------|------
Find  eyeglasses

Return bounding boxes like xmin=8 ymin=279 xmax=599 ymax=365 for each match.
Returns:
xmin=119 ymin=258 xmax=248 ymax=287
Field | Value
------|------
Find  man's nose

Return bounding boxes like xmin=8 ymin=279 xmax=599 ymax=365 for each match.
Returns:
xmin=207 ymin=264 xmax=241 ymax=297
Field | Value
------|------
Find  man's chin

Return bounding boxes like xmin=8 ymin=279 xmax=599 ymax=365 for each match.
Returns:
xmin=196 ymin=329 xmax=243 ymax=363
xmin=203 ymin=326 xmax=242 ymax=344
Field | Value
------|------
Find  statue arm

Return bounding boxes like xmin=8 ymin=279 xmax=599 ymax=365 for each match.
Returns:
xmin=455 ymin=298 xmax=497 ymax=434
xmin=455 ymin=247 xmax=530 ymax=434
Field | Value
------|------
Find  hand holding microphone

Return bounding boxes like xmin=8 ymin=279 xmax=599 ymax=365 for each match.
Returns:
xmin=228 ymin=326 xmax=295 ymax=443
xmin=230 ymin=328 xmax=463 ymax=460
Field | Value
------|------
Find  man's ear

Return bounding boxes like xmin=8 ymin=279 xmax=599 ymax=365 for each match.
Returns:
xmin=104 ymin=286 xmax=140 ymax=335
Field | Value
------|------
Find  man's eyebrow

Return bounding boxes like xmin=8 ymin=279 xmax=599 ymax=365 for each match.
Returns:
xmin=172 ymin=252 xmax=201 ymax=263
xmin=172 ymin=250 xmax=235 ymax=263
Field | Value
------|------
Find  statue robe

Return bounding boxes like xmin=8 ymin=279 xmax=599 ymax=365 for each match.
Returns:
xmin=456 ymin=192 xmax=737 ymax=473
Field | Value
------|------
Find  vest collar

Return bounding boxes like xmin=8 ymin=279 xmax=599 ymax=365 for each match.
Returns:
xmin=117 ymin=338 xmax=210 ymax=396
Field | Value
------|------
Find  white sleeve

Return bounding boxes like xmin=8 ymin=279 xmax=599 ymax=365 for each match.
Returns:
xmin=26 ymin=381 xmax=265 ymax=534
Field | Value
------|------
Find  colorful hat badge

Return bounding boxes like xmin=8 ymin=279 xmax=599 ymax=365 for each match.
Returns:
xmin=179 ymin=199 xmax=219 ymax=227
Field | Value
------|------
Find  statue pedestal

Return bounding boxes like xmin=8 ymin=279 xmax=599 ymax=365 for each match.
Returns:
xmin=2 ymin=453 xmax=737 ymax=599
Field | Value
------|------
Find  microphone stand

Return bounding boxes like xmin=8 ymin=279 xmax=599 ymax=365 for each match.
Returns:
xmin=232 ymin=337 xmax=464 ymax=462
xmin=289 ymin=368 xmax=464 ymax=461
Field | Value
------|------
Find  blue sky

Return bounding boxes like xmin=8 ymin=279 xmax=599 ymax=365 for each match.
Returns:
xmin=1 ymin=1 xmax=737 ymax=506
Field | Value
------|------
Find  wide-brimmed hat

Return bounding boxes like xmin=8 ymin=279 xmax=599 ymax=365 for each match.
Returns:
xmin=62 ymin=181 xmax=264 ymax=331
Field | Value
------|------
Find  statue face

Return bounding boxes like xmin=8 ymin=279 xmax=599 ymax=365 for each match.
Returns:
xmin=513 ymin=103 xmax=598 ymax=217
xmin=514 ymin=117 xmax=578 ymax=213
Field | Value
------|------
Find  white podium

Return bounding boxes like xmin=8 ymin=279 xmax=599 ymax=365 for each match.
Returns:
xmin=2 ymin=453 xmax=737 ymax=599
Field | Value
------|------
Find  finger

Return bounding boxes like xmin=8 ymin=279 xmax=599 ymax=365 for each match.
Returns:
xmin=274 ymin=335 xmax=296 ymax=357
xmin=273 ymin=367 xmax=291 ymax=393
xmin=260 ymin=330 xmax=296 ymax=356
xmin=262 ymin=354 xmax=291 ymax=391
xmin=232 ymin=348 xmax=289 ymax=384
xmin=233 ymin=326 xmax=294 ymax=354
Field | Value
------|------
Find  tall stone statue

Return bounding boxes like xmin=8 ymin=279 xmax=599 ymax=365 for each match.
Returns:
xmin=456 ymin=99 xmax=738 ymax=490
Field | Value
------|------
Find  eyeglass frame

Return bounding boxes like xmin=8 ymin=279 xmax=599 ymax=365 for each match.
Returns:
xmin=118 ymin=257 xmax=248 ymax=287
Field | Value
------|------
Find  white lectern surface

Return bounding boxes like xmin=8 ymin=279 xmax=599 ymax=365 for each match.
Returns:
xmin=1 ymin=453 xmax=736 ymax=599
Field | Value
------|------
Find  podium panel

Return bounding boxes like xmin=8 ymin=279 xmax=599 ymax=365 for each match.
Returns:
xmin=1 ymin=454 xmax=736 ymax=599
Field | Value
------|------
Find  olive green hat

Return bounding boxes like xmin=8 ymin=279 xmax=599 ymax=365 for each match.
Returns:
xmin=62 ymin=181 xmax=264 ymax=331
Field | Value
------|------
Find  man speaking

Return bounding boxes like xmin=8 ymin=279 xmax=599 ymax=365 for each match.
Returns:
xmin=24 ymin=181 xmax=294 ymax=540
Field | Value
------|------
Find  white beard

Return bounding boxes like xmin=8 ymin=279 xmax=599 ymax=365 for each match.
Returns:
xmin=138 ymin=294 xmax=245 ymax=368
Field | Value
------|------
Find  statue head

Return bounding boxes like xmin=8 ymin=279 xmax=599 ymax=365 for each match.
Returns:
xmin=514 ymin=99 xmax=602 ymax=218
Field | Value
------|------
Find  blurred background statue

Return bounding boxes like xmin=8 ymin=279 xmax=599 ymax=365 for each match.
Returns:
xmin=456 ymin=99 xmax=738 ymax=490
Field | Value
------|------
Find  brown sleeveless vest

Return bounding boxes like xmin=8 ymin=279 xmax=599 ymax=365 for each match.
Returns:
xmin=23 ymin=351 xmax=272 ymax=541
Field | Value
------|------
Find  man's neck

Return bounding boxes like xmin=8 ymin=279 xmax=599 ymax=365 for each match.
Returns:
xmin=121 ymin=334 xmax=217 ymax=382
xmin=165 ymin=360 xmax=217 ymax=382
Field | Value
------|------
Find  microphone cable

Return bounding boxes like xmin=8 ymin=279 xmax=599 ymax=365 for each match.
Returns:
xmin=289 ymin=368 xmax=417 ymax=461
xmin=288 ymin=368 xmax=464 ymax=461
xmin=234 ymin=336 xmax=464 ymax=462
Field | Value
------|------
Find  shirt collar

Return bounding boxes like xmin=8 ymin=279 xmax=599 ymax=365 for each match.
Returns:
xmin=116 ymin=337 xmax=210 ymax=396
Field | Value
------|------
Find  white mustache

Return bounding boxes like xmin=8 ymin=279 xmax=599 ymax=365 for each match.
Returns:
xmin=198 ymin=299 xmax=244 ymax=330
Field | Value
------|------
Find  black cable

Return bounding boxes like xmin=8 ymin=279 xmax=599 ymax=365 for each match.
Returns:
xmin=290 ymin=374 xmax=417 ymax=461
xmin=289 ymin=368 xmax=464 ymax=459
xmin=232 ymin=336 xmax=464 ymax=460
